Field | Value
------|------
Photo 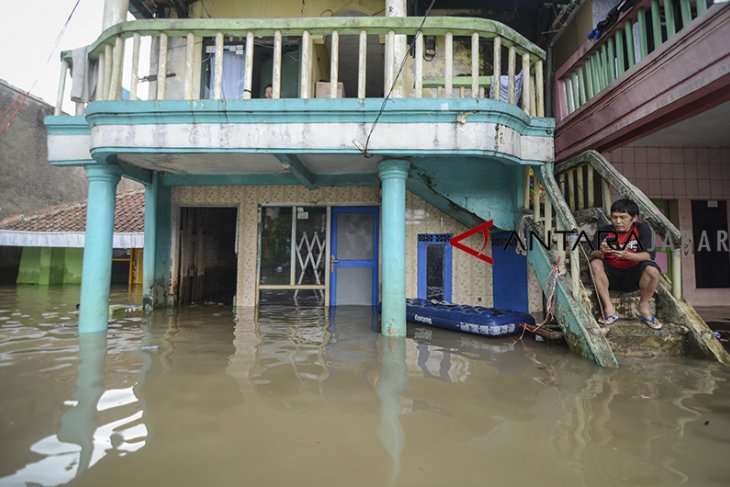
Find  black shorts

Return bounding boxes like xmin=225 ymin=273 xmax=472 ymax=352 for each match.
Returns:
xmin=599 ymin=260 xmax=660 ymax=292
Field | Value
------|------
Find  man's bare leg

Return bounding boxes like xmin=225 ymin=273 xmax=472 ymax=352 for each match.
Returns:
xmin=637 ymin=265 xmax=661 ymax=319
xmin=591 ymin=259 xmax=617 ymax=324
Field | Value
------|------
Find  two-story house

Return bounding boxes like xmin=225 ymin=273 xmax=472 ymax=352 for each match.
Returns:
xmin=45 ymin=0 xmax=729 ymax=366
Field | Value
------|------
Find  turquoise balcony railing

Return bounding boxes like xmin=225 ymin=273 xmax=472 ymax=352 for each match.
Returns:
xmin=54 ymin=17 xmax=546 ymax=116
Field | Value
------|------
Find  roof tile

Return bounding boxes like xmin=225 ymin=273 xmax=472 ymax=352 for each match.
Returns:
xmin=0 ymin=190 xmax=145 ymax=233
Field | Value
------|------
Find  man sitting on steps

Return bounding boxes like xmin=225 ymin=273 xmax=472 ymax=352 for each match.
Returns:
xmin=589 ymin=198 xmax=662 ymax=329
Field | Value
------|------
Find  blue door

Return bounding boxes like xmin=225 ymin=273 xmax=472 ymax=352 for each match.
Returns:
xmin=330 ymin=207 xmax=379 ymax=306
xmin=491 ymin=232 xmax=528 ymax=312
xmin=417 ymin=234 xmax=453 ymax=302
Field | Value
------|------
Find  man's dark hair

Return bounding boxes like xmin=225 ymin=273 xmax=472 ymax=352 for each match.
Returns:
xmin=610 ymin=198 xmax=640 ymax=217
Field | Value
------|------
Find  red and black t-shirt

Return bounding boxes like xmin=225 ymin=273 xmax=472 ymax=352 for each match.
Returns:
xmin=592 ymin=222 xmax=655 ymax=269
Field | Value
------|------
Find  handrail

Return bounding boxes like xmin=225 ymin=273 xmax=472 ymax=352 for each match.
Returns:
xmin=522 ymin=164 xmax=582 ymax=300
xmin=537 ymin=164 xmax=578 ymax=233
xmin=537 ymin=164 xmax=582 ymax=301
xmin=522 ymin=163 xmax=616 ymax=366
xmin=555 ymin=150 xmax=683 ymax=299
xmin=554 ymin=0 xmax=719 ymax=121
xmin=557 ymin=150 xmax=682 ymax=247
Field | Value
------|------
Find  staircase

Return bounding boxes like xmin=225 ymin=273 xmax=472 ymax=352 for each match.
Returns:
xmin=524 ymin=151 xmax=730 ymax=367
xmin=575 ymin=209 xmax=690 ymax=359
xmin=408 ymin=150 xmax=729 ymax=367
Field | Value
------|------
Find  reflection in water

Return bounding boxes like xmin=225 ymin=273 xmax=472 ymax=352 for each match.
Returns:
xmin=1 ymin=287 xmax=729 ymax=486
xmin=1 ymin=328 xmax=149 ymax=486
xmin=58 ymin=333 xmax=108 ymax=476
xmin=377 ymin=338 xmax=407 ymax=487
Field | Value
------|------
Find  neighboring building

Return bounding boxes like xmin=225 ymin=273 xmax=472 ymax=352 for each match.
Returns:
xmin=0 ymin=79 xmax=88 ymax=221
xmin=552 ymin=0 xmax=730 ymax=306
xmin=0 ymin=79 xmax=141 ymax=284
xmin=43 ymin=0 xmax=729 ymax=365
xmin=0 ymin=190 xmax=144 ymax=287
xmin=0 ymin=79 xmax=88 ymax=283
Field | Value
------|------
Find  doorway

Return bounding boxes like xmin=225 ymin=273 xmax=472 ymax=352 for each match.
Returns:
xmin=330 ymin=207 xmax=379 ymax=306
xmin=491 ymin=231 xmax=528 ymax=312
xmin=692 ymin=200 xmax=730 ymax=288
xmin=178 ymin=207 xmax=238 ymax=305
xmin=417 ymin=234 xmax=453 ymax=302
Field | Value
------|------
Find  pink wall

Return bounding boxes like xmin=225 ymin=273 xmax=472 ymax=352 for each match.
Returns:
xmin=603 ymin=146 xmax=730 ymax=306
xmin=603 ymin=147 xmax=730 ymax=199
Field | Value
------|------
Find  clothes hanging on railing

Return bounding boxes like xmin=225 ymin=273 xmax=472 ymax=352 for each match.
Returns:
xmin=489 ymin=71 xmax=522 ymax=103
xmin=70 ymin=47 xmax=97 ymax=103
xmin=588 ymin=0 xmax=638 ymax=39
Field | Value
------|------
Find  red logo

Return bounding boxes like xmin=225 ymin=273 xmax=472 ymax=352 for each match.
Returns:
xmin=449 ymin=220 xmax=494 ymax=264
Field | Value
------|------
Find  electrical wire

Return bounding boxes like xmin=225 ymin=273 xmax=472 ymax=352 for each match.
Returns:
xmin=199 ymin=0 xmax=212 ymax=18
xmin=0 ymin=0 xmax=82 ymax=135
xmin=360 ymin=0 xmax=437 ymax=157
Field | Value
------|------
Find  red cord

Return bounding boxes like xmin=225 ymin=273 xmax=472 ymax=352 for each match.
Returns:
xmin=0 ymin=90 xmax=30 ymax=135
xmin=514 ymin=258 xmax=564 ymax=344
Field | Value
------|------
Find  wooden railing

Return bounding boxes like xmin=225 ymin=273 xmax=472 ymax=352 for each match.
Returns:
xmin=522 ymin=149 xmax=684 ymax=306
xmin=555 ymin=150 xmax=683 ymax=299
xmin=554 ymin=0 xmax=719 ymax=121
xmin=55 ymin=17 xmax=546 ymax=116
xmin=522 ymin=164 xmax=583 ymax=301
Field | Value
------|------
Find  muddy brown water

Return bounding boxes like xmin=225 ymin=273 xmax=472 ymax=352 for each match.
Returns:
xmin=0 ymin=285 xmax=729 ymax=487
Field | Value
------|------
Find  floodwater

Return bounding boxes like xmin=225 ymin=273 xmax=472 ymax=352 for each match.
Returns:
xmin=1 ymin=286 xmax=729 ymax=487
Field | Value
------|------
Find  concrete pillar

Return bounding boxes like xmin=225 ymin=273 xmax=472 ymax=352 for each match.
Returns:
xmin=385 ymin=0 xmax=408 ymax=98
xmin=79 ymin=165 xmax=120 ymax=334
xmin=103 ymin=0 xmax=129 ymax=30
xmin=378 ymin=159 xmax=410 ymax=337
xmin=143 ymin=173 xmax=158 ymax=310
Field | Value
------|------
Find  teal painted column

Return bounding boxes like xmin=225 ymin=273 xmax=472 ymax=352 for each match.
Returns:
xmin=79 ymin=165 xmax=120 ymax=333
xmin=378 ymin=159 xmax=410 ymax=336
xmin=143 ymin=173 xmax=158 ymax=310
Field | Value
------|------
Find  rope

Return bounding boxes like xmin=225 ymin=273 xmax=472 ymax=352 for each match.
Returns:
xmin=514 ymin=258 xmax=566 ymax=343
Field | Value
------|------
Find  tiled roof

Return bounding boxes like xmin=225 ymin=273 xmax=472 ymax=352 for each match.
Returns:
xmin=0 ymin=190 xmax=145 ymax=233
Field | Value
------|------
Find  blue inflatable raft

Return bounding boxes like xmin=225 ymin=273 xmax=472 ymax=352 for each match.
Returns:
xmin=405 ymin=298 xmax=535 ymax=337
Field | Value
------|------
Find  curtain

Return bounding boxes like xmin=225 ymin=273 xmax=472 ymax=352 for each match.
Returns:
xmin=208 ymin=50 xmax=246 ymax=99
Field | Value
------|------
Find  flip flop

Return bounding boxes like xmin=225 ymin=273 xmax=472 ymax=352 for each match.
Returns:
xmin=636 ymin=313 xmax=662 ymax=330
xmin=599 ymin=315 xmax=620 ymax=326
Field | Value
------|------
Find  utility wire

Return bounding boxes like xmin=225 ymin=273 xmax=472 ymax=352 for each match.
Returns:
xmin=360 ymin=0 xmax=437 ymax=157
xmin=199 ymin=0 xmax=212 ymax=18
xmin=0 ymin=0 xmax=82 ymax=135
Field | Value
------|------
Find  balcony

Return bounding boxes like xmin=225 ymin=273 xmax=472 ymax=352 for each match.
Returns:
xmin=553 ymin=0 xmax=730 ymax=160
xmin=45 ymin=16 xmax=554 ymax=183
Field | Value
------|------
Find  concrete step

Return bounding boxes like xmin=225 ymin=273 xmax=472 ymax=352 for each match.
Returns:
xmin=601 ymin=318 xmax=688 ymax=358
xmin=584 ymin=288 xmax=657 ymax=318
